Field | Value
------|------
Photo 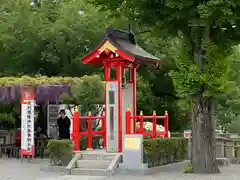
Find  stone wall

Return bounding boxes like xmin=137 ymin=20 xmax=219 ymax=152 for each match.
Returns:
xmin=177 ymin=133 xmax=240 ymax=159
xmin=215 ymin=136 xmax=240 ymax=159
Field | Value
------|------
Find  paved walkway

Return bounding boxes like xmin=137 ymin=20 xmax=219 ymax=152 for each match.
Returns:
xmin=0 ymin=158 xmax=240 ymax=180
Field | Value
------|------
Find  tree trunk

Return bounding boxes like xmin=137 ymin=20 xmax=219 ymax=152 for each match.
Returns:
xmin=191 ymin=96 xmax=220 ymax=173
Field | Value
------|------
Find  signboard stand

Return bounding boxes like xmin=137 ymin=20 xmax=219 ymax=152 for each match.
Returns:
xmin=21 ymin=154 xmax=34 ymax=163
xmin=184 ymin=130 xmax=192 ymax=160
xmin=20 ymin=87 xmax=35 ymax=163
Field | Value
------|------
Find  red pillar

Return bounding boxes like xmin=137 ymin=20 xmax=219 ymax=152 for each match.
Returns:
xmin=116 ymin=64 xmax=122 ymax=152
xmin=73 ymin=106 xmax=80 ymax=151
xmin=132 ymin=67 xmax=137 ymax=133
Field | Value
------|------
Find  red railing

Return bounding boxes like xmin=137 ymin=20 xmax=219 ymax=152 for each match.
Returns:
xmin=126 ymin=109 xmax=169 ymax=138
xmin=72 ymin=111 xmax=106 ymax=151
xmin=72 ymin=109 xmax=168 ymax=151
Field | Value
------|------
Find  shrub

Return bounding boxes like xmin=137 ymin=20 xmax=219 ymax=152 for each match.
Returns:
xmin=80 ymin=136 xmax=102 ymax=150
xmin=0 ymin=113 xmax=15 ymax=130
xmin=143 ymin=137 xmax=188 ymax=168
xmin=47 ymin=139 xmax=74 ymax=166
xmin=183 ymin=164 xmax=194 ymax=173
xmin=226 ymin=118 xmax=240 ymax=135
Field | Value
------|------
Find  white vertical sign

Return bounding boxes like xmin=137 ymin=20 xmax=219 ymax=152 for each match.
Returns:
xmin=21 ymin=87 xmax=35 ymax=156
xmin=21 ymin=100 xmax=35 ymax=155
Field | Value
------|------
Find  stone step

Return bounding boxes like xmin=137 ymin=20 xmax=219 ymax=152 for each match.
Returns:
xmin=70 ymin=168 xmax=108 ymax=176
xmin=81 ymin=153 xmax=116 ymax=161
xmin=77 ymin=159 xmax=111 ymax=169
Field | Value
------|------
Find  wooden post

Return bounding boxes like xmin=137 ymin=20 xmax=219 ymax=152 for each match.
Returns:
xmin=164 ymin=111 xmax=169 ymax=138
xmin=152 ymin=111 xmax=157 ymax=138
xmin=139 ymin=111 xmax=144 ymax=134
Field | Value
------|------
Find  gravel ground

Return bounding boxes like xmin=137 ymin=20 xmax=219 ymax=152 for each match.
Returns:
xmin=0 ymin=158 xmax=239 ymax=180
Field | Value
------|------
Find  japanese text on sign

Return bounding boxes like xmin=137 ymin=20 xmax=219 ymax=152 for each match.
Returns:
xmin=26 ymin=101 xmax=33 ymax=151
xmin=21 ymin=100 xmax=34 ymax=155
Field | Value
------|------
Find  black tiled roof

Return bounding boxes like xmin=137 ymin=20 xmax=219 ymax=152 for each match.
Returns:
xmin=104 ymin=27 xmax=160 ymax=63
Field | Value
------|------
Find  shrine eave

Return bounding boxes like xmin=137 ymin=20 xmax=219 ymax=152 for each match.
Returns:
xmin=82 ymin=27 xmax=161 ymax=66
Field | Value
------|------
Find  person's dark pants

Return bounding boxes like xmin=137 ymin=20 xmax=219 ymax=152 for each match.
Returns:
xmin=59 ymin=133 xmax=70 ymax=140
xmin=59 ymin=137 xmax=70 ymax=140
xmin=15 ymin=143 xmax=21 ymax=158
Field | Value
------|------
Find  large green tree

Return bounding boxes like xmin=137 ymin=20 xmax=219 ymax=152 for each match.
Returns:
xmin=95 ymin=0 xmax=240 ymax=173
xmin=0 ymin=0 xmax=109 ymax=76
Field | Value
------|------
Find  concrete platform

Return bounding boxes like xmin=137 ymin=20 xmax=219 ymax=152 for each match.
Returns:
xmin=1 ymin=158 xmax=240 ymax=180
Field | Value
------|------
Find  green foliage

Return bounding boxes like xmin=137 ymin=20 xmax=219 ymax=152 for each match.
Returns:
xmin=0 ymin=0 xmax=109 ymax=76
xmin=216 ymin=46 xmax=240 ymax=131
xmin=47 ymin=139 xmax=74 ymax=166
xmin=0 ymin=113 xmax=15 ymax=130
xmin=136 ymin=33 xmax=190 ymax=131
xmin=183 ymin=164 xmax=195 ymax=173
xmin=0 ymin=76 xmax=82 ymax=86
xmin=226 ymin=118 xmax=240 ymax=135
xmin=60 ymin=75 xmax=104 ymax=112
xmin=217 ymin=103 xmax=236 ymax=132
xmin=136 ymin=74 xmax=155 ymax=114
xmin=167 ymin=38 xmax=233 ymax=98
xmin=143 ymin=137 xmax=187 ymax=168
xmin=0 ymin=102 xmax=20 ymax=129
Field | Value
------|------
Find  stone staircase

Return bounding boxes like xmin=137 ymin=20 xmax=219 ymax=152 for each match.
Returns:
xmin=66 ymin=150 xmax=122 ymax=176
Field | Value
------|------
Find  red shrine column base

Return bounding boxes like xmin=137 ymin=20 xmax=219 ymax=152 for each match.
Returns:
xmin=116 ymin=63 xmax=122 ymax=152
